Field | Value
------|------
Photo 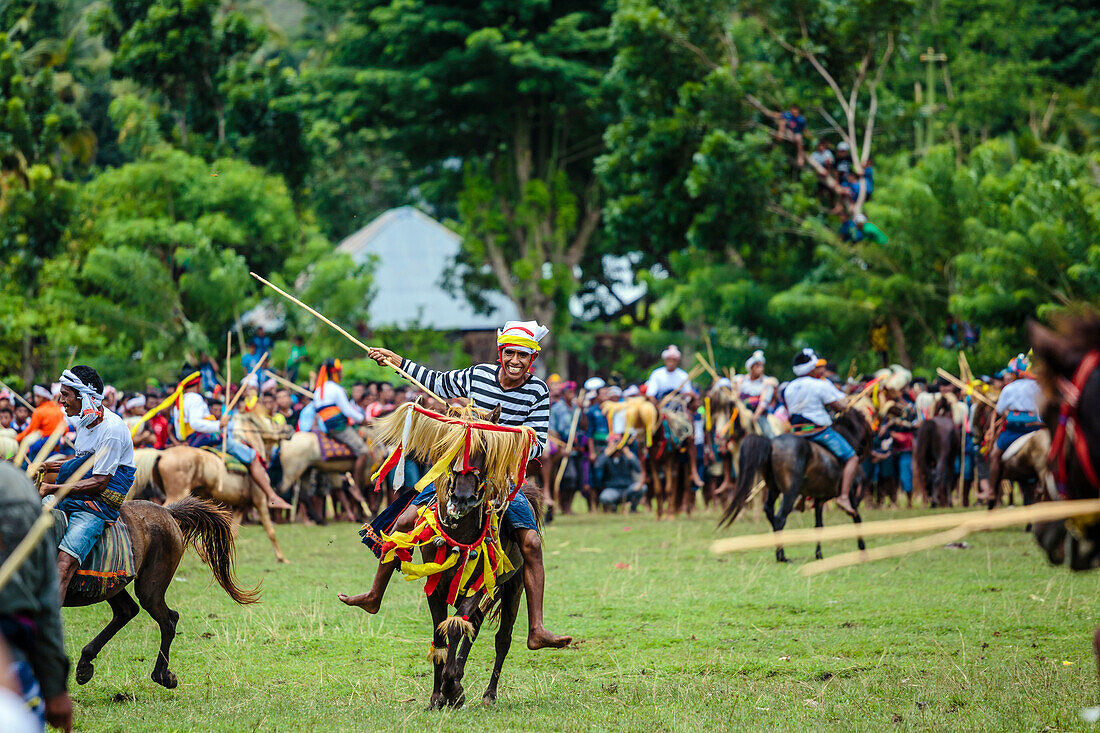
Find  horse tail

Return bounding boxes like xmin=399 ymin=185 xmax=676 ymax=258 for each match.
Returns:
xmin=718 ymin=435 xmax=771 ymax=528
xmin=913 ymin=420 xmax=934 ymax=497
xmin=168 ymin=496 xmax=261 ymax=605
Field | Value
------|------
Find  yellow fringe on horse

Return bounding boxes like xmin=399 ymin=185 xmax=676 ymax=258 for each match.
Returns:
xmin=427 ymin=644 xmax=448 ymax=664
xmin=437 ymin=615 xmax=476 ymax=639
xmin=379 ymin=505 xmax=515 ymax=599
xmin=371 ymin=402 xmax=534 ymax=504
xmin=602 ymin=397 xmax=658 ymax=446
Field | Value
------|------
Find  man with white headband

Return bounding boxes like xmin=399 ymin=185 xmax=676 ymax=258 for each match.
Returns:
xmin=15 ymin=384 xmax=67 ymax=450
xmin=645 ymin=345 xmax=692 ymax=401
xmin=36 ymin=366 xmax=137 ymax=605
xmin=737 ymin=350 xmax=778 ymax=438
xmin=343 ymin=320 xmax=572 ymax=651
xmin=784 ymin=350 xmax=858 ymax=516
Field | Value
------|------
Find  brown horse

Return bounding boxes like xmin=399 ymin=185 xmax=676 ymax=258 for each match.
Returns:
xmin=64 ymin=497 xmax=258 ymax=689
xmin=132 ymin=445 xmax=288 ymax=563
xmin=913 ymin=415 xmax=962 ymax=507
xmin=645 ymin=408 xmax=695 ymax=519
xmin=719 ymin=407 xmax=874 ymax=562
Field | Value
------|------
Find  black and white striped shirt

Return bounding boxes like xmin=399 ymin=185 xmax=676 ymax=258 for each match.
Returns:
xmin=401 ymin=359 xmax=549 ymax=455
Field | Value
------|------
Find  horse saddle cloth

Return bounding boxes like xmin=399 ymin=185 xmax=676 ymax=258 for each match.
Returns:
xmin=199 ymin=446 xmax=249 ymax=474
xmin=51 ymin=510 xmax=137 ymax=597
xmin=315 ymin=431 xmax=354 ymax=462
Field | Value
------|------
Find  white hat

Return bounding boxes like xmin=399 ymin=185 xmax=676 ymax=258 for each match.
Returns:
xmin=50 ymin=383 xmax=62 ymax=397
xmin=606 ymin=385 xmax=623 ymax=398
xmin=661 ymin=345 xmax=682 ymax=360
xmin=33 ymin=385 xmax=51 ymax=401
xmin=583 ymin=377 xmax=606 ymax=392
xmin=745 ymin=350 xmax=766 ymax=369
xmin=497 ymin=320 xmax=550 ymax=355
xmin=854 ymin=213 xmax=867 ymax=224
xmin=622 ymin=385 xmax=640 ymax=398
xmin=125 ymin=395 xmax=147 ymax=411
xmin=837 ymin=141 xmax=850 ymax=151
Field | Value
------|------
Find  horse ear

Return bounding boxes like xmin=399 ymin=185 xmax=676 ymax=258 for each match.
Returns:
xmin=1028 ymin=320 xmax=1075 ymax=378
xmin=487 ymin=405 xmax=502 ymax=423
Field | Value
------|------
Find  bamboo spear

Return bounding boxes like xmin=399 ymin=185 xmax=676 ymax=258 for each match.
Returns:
xmin=250 ymin=272 xmax=449 ymax=406
xmin=711 ymin=499 xmax=1100 ymax=555
xmin=25 ymin=421 xmax=69 ymax=479
xmin=553 ymin=406 xmax=583 ymax=501
xmin=223 ymin=331 xmax=232 ymax=453
xmin=268 ymin=372 xmax=314 ymax=400
xmin=0 ymin=378 xmax=34 ymax=410
xmin=0 ymin=450 xmax=103 ymax=594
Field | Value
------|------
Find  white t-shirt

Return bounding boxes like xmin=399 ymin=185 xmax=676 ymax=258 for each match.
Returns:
xmin=996 ymin=378 xmax=1041 ymax=415
xmin=783 ymin=376 xmax=845 ymax=426
xmin=73 ymin=408 xmax=135 ymax=476
xmin=738 ymin=375 xmax=776 ymax=406
xmin=645 ymin=367 xmax=692 ymax=399
xmin=174 ymin=392 xmax=220 ymax=436
xmin=316 ymin=381 xmax=365 ymax=423
xmin=810 ymin=148 xmax=835 ymax=168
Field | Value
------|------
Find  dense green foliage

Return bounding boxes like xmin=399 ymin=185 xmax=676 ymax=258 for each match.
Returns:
xmin=0 ymin=0 xmax=1098 ymax=387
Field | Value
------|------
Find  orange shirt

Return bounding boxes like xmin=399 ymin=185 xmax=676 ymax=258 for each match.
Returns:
xmin=16 ymin=400 xmax=67 ymax=443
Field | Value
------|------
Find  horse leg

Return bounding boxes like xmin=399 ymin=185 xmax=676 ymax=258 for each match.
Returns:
xmin=426 ymin=594 xmax=449 ymax=711
xmin=252 ymin=483 xmax=288 ymax=563
xmin=814 ymin=502 xmax=825 ymax=560
xmin=484 ymin=578 xmax=524 ymax=704
xmin=852 ymin=508 xmax=866 ymax=552
xmin=648 ymin=462 xmax=662 ymax=520
xmin=135 ymin=570 xmax=180 ymax=689
xmin=773 ymin=484 xmax=801 ymax=563
xmin=667 ymin=457 xmax=679 ymax=518
xmin=75 ymin=589 xmax=140 ymax=685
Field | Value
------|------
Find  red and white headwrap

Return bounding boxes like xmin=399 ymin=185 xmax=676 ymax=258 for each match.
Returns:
xmin=496 ymin=320 xmax=549 ymax=361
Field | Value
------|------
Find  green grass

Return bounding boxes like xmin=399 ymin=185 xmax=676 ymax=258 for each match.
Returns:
xmin=64 ymin=504 xmax=1100 ymax=731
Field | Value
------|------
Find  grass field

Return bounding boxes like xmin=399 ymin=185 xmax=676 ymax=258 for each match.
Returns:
xmin=64 ymin=503 xmax=1100 ymax=731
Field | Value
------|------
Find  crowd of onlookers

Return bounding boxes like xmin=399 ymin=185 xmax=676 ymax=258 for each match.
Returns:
xmin=767 ymin=103 xmax=889 ymax=245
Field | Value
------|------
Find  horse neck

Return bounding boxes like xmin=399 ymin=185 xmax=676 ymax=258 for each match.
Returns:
xmin=833 ymin=413 xmax=867 ymax=453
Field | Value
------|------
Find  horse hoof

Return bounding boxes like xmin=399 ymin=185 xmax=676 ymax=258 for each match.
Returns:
xmin=482 ymin=692 xmax=497 ymax=706
xmin=815 ymin=552 xmax=824 ymax=561
xmin=428 ymin=694 xmax=446 ymax=711
xmin=152 ymin=669 xmax=178 ymax=689
xmin=447 ymin=693 xmax=465 ymax=709
xmin=75 ymin=661 xmax=94 ymax=685
xmin=277 ymin=556 xmax=290 ymax=564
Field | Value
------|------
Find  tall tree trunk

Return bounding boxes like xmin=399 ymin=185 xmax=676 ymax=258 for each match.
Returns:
xmin=887 ymin=315 xmax=912 ymax=368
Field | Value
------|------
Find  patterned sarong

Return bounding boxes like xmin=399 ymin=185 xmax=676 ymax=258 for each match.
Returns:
xmin=51 ymin=509 xmax=136 ymax=597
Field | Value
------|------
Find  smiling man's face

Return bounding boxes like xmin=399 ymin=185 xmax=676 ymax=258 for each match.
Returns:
xmin=500 ymin=347 xmax=535 ymax=383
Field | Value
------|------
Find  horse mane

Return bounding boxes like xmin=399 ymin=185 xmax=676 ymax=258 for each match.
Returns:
xmin=834 ymin=407 xmax=871 ymax=456
xmin=1050 ymin=310 xmax=1100 ymax=354
xmin=370 ymin=402 xmax=534 ymax=503
xmin=602 ymin=397 xmax=658 ymax=438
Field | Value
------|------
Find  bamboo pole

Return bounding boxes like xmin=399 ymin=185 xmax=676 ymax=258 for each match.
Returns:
xmin=703 ymin=331 xmax=716 ymax=373
xmin=937 ymin=368 xmax=996 ymax=407
xmin=64 ymin=346 xmax=78 ymax=372
xmin=657 ymin=365 xmax=704 ymax=410
xmin=250 ymin=272 xmax=449 ymax=406
xmin=799 ymin=526 xmax=972 ymax=577
xmin=268 ymin=372 xmax=314 ymax=400
xmin=553 ymin=406 xmax=583 ymax=501
xmin=0 ymin=450 xmax=103 ymax=594
xmin=0 ymin=378 xmax=34 ymax=410
xmin=225 ymin=352 xmax=268 ymax=415
xmin=25 ymin=421 xmax=69 ymax=478
xmin=710 ymin=499 xmax=1100 ymax=555
xmin=223 ymin=331 xmax=232 ymax=453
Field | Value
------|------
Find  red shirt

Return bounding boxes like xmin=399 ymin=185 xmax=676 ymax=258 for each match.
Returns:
xmin=148 ymin=414 xmax=170 ymax=450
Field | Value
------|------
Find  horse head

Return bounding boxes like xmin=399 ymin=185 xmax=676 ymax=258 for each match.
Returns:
xmin=443 ymin=405 xmax=502 ymax=522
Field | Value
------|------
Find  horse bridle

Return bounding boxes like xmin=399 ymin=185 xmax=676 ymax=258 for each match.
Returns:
xmin=1049 ymin=349 xmax=1100 ymax=493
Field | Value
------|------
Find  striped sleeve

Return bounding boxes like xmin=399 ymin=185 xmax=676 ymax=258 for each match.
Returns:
xmin=527 ymin=388 xmax=549 ymax=456
xmin=401 ymin=359 xmax=473 ymax=400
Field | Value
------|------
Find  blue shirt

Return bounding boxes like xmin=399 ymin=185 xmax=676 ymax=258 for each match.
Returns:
xmin=782 ymin=112 xmax=806 ymax=134
xmin=586 ymin=404 xmax=609 ymax=442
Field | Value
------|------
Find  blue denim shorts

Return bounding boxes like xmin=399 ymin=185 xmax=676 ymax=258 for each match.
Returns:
xmin=188 ymin=431 xmax=256 ymax=464
xmin=56 ymin=508 xmax=107 ymax=563
xmin=411 ymin=485 xmax=539 ymax=535
xmin=996 ymin=424 xmax=1040 ymax=452
xmin=809 ymin=427 xmax=856 ymax=462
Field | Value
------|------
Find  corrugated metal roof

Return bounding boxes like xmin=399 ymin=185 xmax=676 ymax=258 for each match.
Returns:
xmin=335 ymin=206 xmax=520 ymax=331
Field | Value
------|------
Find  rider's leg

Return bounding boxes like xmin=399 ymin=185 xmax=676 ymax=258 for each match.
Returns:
xmin=514 ymin=528 xmax=572 ymax=650
xmin=983 ymin=446 xmax=1004 ymax=505
xmin=56 ymin=551 xmax=79 ymax=606
xmin=338 ymin=502 xmax=420 ymax=613
xmin=835 ymin=455 xmax=859 ymax=516
xmin=247 ymin=456 xmax=292 ymax=510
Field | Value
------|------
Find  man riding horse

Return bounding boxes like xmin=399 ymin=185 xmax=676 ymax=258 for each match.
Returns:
xmin=982 ymin=353 xmax=1044 ymax=505
xmin=313 ymin=357 xmax=373 ymax=482
xmin=338 ymin=320 xmax=572 ymax=650
xmin=172 ymin=372 xmax=291 ymax=511
xmin=784 ymin=349 xmax=859 ymax=516
xmin=737 ymin=350 xmax=778 ymax=438
xmin=36 ymin=366 xmax=137 ymax=606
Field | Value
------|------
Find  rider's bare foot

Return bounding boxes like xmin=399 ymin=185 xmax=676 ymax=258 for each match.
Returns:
xmin=268 ymin=496 xmax=292 ymax=511
xmin=337 ymin=591 xmax=381 ymax=614
xmin=835 ymin=495 xmax=857 ymax=517
xmin=527 ymin=626 xmax=572 ymax=650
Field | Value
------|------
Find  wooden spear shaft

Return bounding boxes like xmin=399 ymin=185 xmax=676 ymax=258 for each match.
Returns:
xmin=0 ymin=378 xmax=34 ymax=410
xmin=553 ymin=406 xmax=583 ymax=501
xmin=223 ymin=331 xmax=232 ymax=453
xmin=268 ymin=372 xmax=314 ymax=400
xmin=0 ymin=450 xmax=103 ymax=594
xmin=250 ymin=272 xmax=448 ymax=406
